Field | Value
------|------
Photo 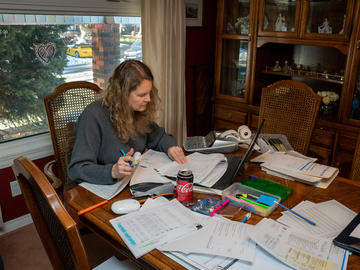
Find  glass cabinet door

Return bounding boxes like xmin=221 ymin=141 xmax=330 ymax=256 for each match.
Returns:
xmin=301 ymin=0 xmax=353 ymax=40
xmin=215 ymin=0 xmax=253 ymax=101
xmin=350 ymin=68 xmax=360 ymax=121
xmin=220 ymin=40 xmax=248 ymax=98
xmin=223 ymin=0 xmax=250 ymax=35
xmin=258 ymin=0 xmax=300 ymax=37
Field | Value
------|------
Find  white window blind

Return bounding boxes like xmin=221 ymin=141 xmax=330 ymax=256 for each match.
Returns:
xmin=0 ymin=0 xmax=140 ymax=16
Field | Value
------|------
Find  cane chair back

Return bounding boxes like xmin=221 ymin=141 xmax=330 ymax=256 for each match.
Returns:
xmin=44 ymin=81 xmax=102 ymax=190
xmin=350 ymin=133 xmax=360 ymax=181
xmin=259 ymin=80 xmax=321 ymax=155
xmin=12 ymin=156 xmax=91 ymax=270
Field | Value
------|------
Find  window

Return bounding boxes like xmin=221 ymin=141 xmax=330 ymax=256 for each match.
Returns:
xmin=0 ymin=14 xmax=142 ymax=143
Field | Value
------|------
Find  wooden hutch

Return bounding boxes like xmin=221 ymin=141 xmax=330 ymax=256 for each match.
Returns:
xmin=212 ymin=0 xmax=360 ymax=177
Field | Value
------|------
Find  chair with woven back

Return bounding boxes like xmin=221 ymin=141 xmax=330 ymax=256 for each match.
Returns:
xmin=44 ymin=81 xmax=102 ymax=191
xmin=12 ymin=156 xmax=140 ymax=270
xmin=259 ymin=80 xmax=321 ymax=155
xmin=350 ymin=133 xmax=360 ymax=181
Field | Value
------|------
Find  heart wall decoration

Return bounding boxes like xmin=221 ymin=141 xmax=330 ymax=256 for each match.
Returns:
xmin=34 ymin=42 xmax=57 ymax=65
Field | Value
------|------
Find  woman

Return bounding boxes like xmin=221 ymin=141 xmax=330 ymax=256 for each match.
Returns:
xmin=68 ymin=60 xmax=186 ymax=185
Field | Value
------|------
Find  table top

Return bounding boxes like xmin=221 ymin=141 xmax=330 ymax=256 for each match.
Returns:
xmin=66 ymin=155 xmax=360 ymax=270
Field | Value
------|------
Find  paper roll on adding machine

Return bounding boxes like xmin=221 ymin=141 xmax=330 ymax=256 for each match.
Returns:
xmin=184 ymin=125 xmax=253 ymax=154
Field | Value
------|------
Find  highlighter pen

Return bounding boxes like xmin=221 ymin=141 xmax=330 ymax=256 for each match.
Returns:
xmin=241 ymin=212 xmax=251 ymax=223
xmin=210 ymin=199 xmax=229 ymax=216
xmin=77 ymin=200 xmax=108 ymax=215
xmin=238 ymin=193 xmax=259 ymax=201
xmin=120 ymin=149 xmax=134 ymax=167
xmin=239 ymin=196 xmax=270 ymax=209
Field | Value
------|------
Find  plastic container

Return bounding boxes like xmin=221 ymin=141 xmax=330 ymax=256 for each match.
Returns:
xmin=222 ymin=182 xmax=281 ymax=217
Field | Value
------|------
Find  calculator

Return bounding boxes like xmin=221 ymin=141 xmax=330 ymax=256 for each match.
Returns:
xmin=185 ymin=131 xmax=216 ymax=151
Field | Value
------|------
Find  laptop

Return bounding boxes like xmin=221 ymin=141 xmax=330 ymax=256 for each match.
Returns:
xmin=209 ymin=119 xmax=265 ymax=190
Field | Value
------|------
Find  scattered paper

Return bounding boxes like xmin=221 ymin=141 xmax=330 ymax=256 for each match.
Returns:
xmin=79 ymin=176 xmax=130 ymax=200
xmin=249 ymin=218 xmax=344 ymax=270
xmin=109 ymin=199 xmax=203 ymax=258
xmin=277 ymin=200 xmax=357 ymax=239
xmin=161 ymin=219 xmax=256 ymax=263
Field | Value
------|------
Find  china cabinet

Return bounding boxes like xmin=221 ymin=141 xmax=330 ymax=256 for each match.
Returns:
xmin=212 ymin=0 xmax=360 ymax=177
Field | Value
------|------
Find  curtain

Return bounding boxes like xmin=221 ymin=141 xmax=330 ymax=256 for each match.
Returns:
xmin=141 ymin=0 xmax=187 ymax=146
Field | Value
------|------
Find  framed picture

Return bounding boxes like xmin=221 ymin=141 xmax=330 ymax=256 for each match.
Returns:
xmin=186 ymin=0 xmax=203 ymax=27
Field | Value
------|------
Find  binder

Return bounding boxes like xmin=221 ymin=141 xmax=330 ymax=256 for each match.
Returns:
xmin=333 ymin=213 xmax=360 ymax=255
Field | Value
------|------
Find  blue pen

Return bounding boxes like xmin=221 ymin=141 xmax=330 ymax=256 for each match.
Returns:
xmin=120 ymin=149 xmax=133 ymax=167
xmin=274 ymin=201 xmax=316 ymax=226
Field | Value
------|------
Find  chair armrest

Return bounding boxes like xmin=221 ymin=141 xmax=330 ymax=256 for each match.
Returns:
xmin=44 ymin=160 xmax=63 ymax=189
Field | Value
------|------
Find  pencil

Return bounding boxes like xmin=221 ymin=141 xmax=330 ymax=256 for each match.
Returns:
xmin=274 ymin=201 xmax=316 ymax=226
xmin=77 ymin=200 xmax=108 ymax=215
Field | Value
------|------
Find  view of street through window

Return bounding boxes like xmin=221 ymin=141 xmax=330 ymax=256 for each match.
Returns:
xmin=0 ymin=14 xmax=142 ymax=142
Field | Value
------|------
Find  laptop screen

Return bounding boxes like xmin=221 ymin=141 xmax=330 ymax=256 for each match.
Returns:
xmin=211 ymin=119 xmax=265 ymax=190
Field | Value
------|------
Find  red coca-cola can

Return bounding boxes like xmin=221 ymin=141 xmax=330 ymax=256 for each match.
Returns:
xmin=176 ymin=169 xmax=193 ymax=205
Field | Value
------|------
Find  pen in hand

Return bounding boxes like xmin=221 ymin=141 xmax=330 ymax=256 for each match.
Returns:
xmin=120 ymin=149 xmax=134 ymax=167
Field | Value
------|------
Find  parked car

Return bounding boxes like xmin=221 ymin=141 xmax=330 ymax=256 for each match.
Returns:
xmin=119 ymin=43 xmax=130 ymax=59
xmin=66 ymin=44 xmax=92 ymax=58
xmin=123 ymin=40 xmax=142 ymax=60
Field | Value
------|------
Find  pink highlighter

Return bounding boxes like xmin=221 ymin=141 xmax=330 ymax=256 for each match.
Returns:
xmin=209 ymin=199 xmax=229 ymax=216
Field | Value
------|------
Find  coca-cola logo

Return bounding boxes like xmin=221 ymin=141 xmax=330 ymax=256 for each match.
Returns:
xmin=177 ymin=183 xmax=193 ymax=193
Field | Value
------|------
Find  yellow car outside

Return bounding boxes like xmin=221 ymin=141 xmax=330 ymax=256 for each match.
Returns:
xmin=66 ymin=44 xmax=92 ymax=58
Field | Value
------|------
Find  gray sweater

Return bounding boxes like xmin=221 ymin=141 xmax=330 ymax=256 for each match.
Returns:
xmin=67 ymin=100 xmax=176 ymax=185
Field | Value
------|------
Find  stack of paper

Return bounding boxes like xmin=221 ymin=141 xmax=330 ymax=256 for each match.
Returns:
xmin=109 ymin=198 xmax=204 ymax=258
xmin=79 ymin=176 xmax=130 ymax=200
xmin=131 ymin=150 xmax=228 ymax=188
xmin=249 ymin=218 xmax=349 ymax=270
xmin=109 ymin=197 xmax=352 ymax=269
xmin=252 ymin=151 xmax=339 ymax=188
xmin=277 ymin=200 xmax=357 ymax=239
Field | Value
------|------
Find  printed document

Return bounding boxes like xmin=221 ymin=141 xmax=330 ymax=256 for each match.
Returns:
xmin=160 ymin=219 xmax=256 ymax=263
xmin=277 ymin=200 xmax=357 ymax=239
xmin=109 ymin=199 xmax=203 ymax=258
xmin=249 ymin=218 xmax=348 ymax=270
xmin=79 ymin=176 xmax=130 ymax=200
xmin=252 ymin=151 xmax=338 ymax=185
xmin=158 ymin=152 xmax=227 ymax=186
xmin=130 ymin=150 xmax=228 ymax=187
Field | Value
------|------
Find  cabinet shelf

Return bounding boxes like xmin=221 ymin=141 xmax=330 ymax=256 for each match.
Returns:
xmin=261 ymin=70 xmax=344 ymax=85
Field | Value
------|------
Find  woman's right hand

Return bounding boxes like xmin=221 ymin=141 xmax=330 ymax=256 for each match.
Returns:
xmin=111 ymin=148 xmax=135 ymax=179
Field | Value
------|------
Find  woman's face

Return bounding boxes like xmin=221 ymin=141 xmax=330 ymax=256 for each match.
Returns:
xmin=128 ymin=79 xmax=152 ymax=112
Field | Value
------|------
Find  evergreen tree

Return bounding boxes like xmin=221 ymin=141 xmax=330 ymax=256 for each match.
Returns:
xmin=0 ymin=24 xmax=68 ymax=138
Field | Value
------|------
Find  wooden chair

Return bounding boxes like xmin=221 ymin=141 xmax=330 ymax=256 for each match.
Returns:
xmin=259 ymin=80 xmax=321 ymax=155
xmin=12 ymin=156 xmax=139 ymax=270
xmin=44 ymin=81 xmax=102 ymax=191
xmin=350 ymin=133 xmax=360 ymax=181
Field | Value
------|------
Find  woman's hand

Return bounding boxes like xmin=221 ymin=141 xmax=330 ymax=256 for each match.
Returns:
xmin=111 ymin=148 xmax=135 ymax=179
xmin=168 ymin=146 xmax=187 ymax=164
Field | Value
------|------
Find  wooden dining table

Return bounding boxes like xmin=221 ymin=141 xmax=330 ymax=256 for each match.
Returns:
xmin=66 ymin=151 xmax=360 ymax=270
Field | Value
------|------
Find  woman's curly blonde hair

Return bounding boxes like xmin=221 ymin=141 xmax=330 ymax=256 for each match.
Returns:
xmin=100 ymin=60 xmax=160 ymax=143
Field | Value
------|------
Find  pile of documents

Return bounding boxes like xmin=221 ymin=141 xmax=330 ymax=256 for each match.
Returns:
xmin=130 ymin=150 xmax=228 ymax=194
xmin=109 ymin=197 xmax=354 ymax=270
xmin=77 ymin=150 xmax=228 ymax=199
xmin=251 ymin=150 xmax=339 ymax=188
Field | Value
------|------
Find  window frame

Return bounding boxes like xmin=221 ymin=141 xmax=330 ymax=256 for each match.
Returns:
xmin=0 ymin=0 xmax=140 ymax=168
